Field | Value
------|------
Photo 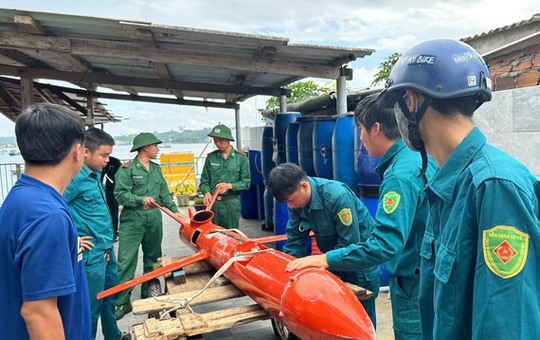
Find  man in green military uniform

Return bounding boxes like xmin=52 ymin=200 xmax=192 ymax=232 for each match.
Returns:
xmin=378 ymin=39 xmax=540 ymax=339
xmin=199 ymin=124 xmax=250 ymax=229
xmin=267 ymin=163 xmax=380 ymax=327
xmin=114 ymin=133 xmax=184 ymax=320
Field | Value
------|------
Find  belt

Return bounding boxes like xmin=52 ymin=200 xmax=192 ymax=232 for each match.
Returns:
xmin=216 ymin=195 xmax=238 ymax=201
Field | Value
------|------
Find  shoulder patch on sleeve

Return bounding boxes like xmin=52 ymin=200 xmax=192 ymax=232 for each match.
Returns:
xmin=382 ymin=191 xmax=401 ymax=214
xmin=483 ymin=225 xmax=528 ymax=279
xmin=338 ymin=208 xmax=353 ymax=226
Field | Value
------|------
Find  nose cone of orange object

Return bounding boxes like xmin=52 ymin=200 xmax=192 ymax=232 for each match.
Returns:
xmin=279 ymin=267 xmax=375 ymax=340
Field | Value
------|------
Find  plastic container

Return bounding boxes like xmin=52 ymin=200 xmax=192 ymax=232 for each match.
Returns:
xmin=297 ymin=117 xmax=317 ymax=176
xmin=332 ymin=114 xmax=357 ymax=193
xmin=313 ymin=116 xmax=336 ymax=179
xmin=274 ymin=112 xmax=301 ymax=165
xmin=285 ymin=121 xmax=301 ymax=164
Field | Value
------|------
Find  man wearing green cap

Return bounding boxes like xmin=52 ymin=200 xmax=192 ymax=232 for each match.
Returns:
xmin=113 ymin=132 xmax=184 ymax=320
xmin=200 ymin=124 xmax=250 ymax=229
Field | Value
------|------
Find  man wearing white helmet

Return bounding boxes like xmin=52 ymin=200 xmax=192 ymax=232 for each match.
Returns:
xmin=378 ymin=39 xmax=540 ymax=339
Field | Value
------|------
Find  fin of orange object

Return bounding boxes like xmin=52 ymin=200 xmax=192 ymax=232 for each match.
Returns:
xmin=97 ymin=250 xmax=208 ymax=299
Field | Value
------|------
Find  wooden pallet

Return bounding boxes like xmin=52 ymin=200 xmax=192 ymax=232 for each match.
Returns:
xmin=129 ymin=255 xmax=373 ymax=339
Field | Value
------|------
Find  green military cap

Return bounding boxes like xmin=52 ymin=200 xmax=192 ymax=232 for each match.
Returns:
xmin=130 ymin=132 xmax=162 ymax=152
xmin=207 ymin=124 xmax=234 ymax=141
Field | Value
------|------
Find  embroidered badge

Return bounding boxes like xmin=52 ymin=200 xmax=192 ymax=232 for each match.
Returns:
xmin=338 ymin=208 xmax=353 ymax=226
xmin=214 ymin=128 xmax=221 ymax=133
xmin=483 ymin=226 xmax=529 ymax=279
xmin=382 ymin=191 xmax=401 ymax=214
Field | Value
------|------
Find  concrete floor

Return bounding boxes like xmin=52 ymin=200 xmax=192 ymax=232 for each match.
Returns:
xmin=99 ymin=205 xmax=394 ymax=339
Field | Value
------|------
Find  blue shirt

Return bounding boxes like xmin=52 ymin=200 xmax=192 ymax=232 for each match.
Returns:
xmin=0 ymin=174 xmax=91 ymax=339
xmin=326 ymin=139 xmax=436 ymax=278
xmin=418 ymin=128 xmax=540 ymax=339
xmin=65 ymin=165 xmax=114 ymax=251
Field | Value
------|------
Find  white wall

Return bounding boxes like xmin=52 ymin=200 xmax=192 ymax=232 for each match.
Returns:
xmin=474 ymin=85 xmax=540 ymax=179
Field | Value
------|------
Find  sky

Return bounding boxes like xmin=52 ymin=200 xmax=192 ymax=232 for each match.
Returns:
xmin=0 ymin=0 xmax=539 ymax=137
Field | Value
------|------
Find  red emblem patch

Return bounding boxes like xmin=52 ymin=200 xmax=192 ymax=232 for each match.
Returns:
xmin=493 ymin=240 xmax=518 ymax=264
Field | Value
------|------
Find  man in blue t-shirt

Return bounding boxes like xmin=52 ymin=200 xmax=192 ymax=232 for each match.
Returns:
xmin=0 ymin=104 xmax=91 ymax=339
xmin=65 ymin=128 xmax=122 ymax=339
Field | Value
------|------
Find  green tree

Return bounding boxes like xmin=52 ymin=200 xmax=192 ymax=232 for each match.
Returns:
xmin=371 ymin=52 xmax=402 ymax=87
xmin=266 ymin=80 xmax=331 ymax=110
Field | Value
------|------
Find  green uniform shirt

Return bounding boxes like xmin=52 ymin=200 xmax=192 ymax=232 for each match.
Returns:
xmin=64 ymin=165 xmax=113 ymax=251
xmin=326 ymin=139 xmax=436 ymax=278
xmin=419 ymin=128 xmax=540 ymax=339
xmin=114 ymin=158 xmax=178 ymax=213
xmin=199 ymin=148 xmax=250 ymax=196
xmin=285 ymin=177 xmax=379 ymax=279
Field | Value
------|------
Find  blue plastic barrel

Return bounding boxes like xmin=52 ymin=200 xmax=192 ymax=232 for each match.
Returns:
xmin=332 ymin=114 xmax=357 ymax=193
xmin=313 ymin=116 xmax=336 ymax=179
xmin=248 ymin=150 xmax=263 ymax=185
xmin=263 ymin=186 xmax=274 ymax=230
xmin=297 ymin=117 xmax=317 ymax=176
xmin=380 ymin=264 xmax=390 ymax=287
xmin=285 ymin=122 xmax=301 ymax=164
xmin=273 ymin=199 xmax=289 ymax=251
xmin=261 ymin=125 xmax=275 ymax=181
xmin=355 ymin=125 xmax=381 ymax=219
xmin=359 ymin=186 xmax=380 ymax=218
xmin=240 ymin=183 xmax=264 ymax=220
xmin=274 ymin=112 xmax=301 ymax=165
xmin=240 ymin=184 xmax=258 ymax=219
xmin=354 ymin=125 xmax=382 ymax=186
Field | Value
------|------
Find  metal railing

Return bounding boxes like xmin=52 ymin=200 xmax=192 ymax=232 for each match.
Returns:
xmin=0 ymin=163 xmax=24 ymax=205
xmin=0 ymin=158 xmax=205 ymax=206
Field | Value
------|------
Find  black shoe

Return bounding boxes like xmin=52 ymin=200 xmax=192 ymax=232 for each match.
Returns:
xmin=120 ymin=332 xmax=132 ymax=340
xmin=115 ymin=304 xmax=132 ymax=320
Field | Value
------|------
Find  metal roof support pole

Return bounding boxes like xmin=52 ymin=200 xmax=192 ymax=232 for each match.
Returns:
xmin=20 ymin=78 xmax=34 ymax=109
xmin=86 ymin=84 xmax=96 ymax=127
xmin=336 ymin=68 xmax=347 ymax=115
xmin=234 ymin=103 xmax=242 ymax=150
xmin=279 ymin=88 xmax=288 ymax=113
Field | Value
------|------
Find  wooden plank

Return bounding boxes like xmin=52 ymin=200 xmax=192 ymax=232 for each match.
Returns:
xmin=132 ymin=318 xmax=185 ymax=340
xmin=132 ymin=304 xmax=269 ymax=339
xmin=345 ymin=282 xmax=374 ymax=301
xmin=133 ymin=285 xmax=246 ymax=314
xmin=0 ymin=65 xmax=282 ymax=97
xmin=181 ymin=304 xmax=269 ymax=336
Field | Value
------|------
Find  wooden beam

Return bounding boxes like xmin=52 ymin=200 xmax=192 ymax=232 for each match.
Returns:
xmin=0 ymin=82 xmax=21 ymax=112
xmin=0 ymin=31 xmax=70 ymax=51
xmin=0 ymin=48 xmax=50 ymax=68
xmin=0 ymin=31 xmax=342 ymax=78
xmin=0 ymin=65 xmax=282 ymax=97
xmin=71 ymin=39 xmax=341 ymax=79
xmin=35 ymin=82 xmax=237 ymax=109
xmin=14 ymin=15 xmax=48 ymax=35
xmin=20 ymin=78 xmax=34 ymax=109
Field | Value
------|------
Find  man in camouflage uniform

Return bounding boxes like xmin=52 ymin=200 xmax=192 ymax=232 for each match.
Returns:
xmin=200 ymin=124 xmax=250 ymax=229
xmin=114 ymin=133 xmax=183 ymax=320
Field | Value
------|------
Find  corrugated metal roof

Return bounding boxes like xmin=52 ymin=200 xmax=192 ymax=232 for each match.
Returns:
xmin=0 ymin=76 xmax=118 ymax=123
xmin=0 ymin=8 xmax=374 ymax=117
xmin=462 ymin=13 xmax=540 ymax=42
xmin=461 ymin=13 xmax=540 ymax=59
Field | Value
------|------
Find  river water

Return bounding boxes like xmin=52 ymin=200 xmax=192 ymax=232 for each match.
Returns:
xmin=0 ymin=142 xmax=214 ymax=165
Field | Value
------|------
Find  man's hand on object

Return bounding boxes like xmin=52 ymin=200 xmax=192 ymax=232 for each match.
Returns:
xmin=203 ymin=193 xmax=213 ymax=206
xmin=142 ymin=196 xmax=156 ymax=209
xmin=80 ymin=236 xmax=95 ymax=251
xmin=216 ymin=183 xmax=233 ymax=194
xmin=285 ymin=254 xmax=329 ymax=272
